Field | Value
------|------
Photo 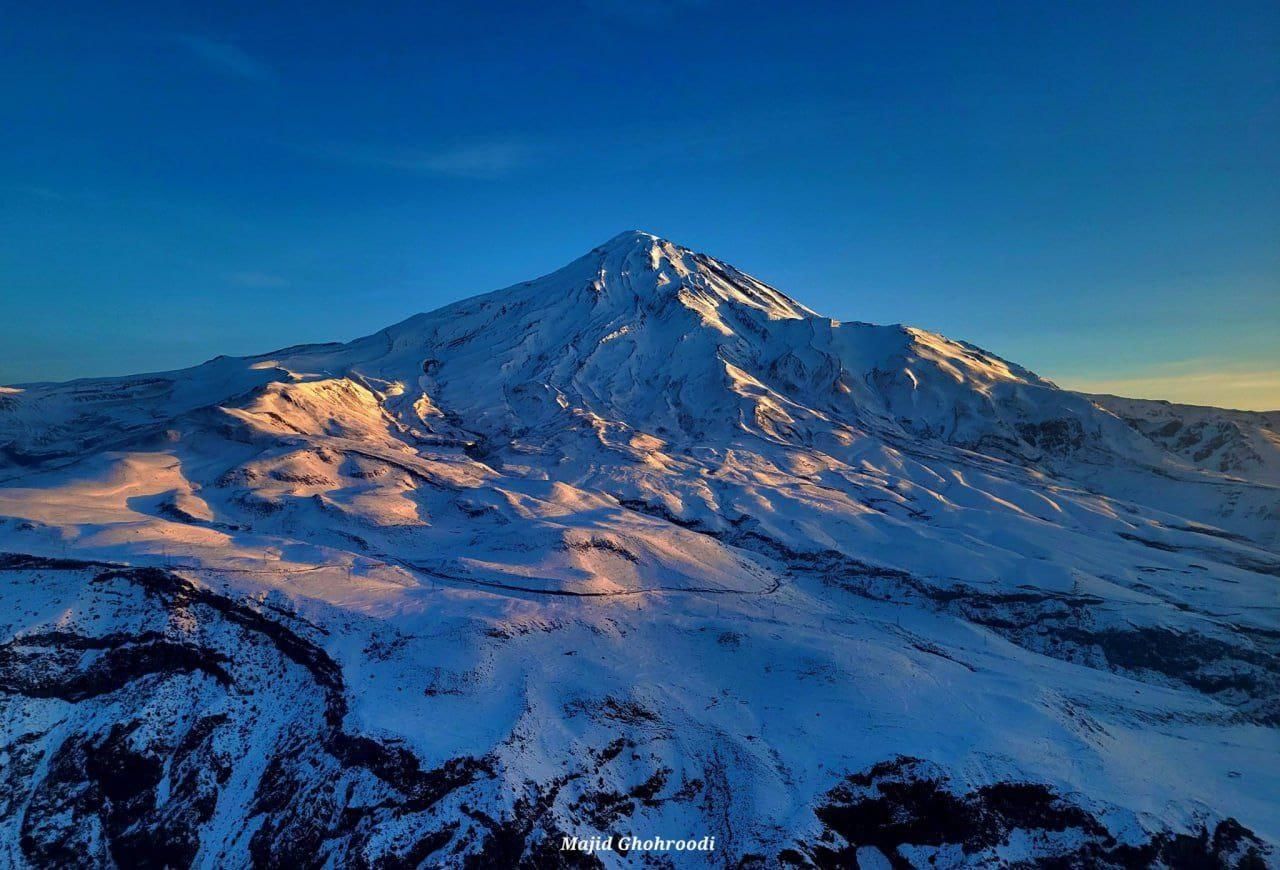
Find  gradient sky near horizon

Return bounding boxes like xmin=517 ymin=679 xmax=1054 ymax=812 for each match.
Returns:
xmin=2 ymin=1 xmax=1277 ymax=410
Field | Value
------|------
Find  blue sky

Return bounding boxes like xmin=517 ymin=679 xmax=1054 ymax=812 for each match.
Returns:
xmin=2 ymin=1 xmax=1277 ymax=408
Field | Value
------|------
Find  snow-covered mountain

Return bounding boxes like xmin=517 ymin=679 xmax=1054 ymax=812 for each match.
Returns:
xmin=1 ymin=231 xmax=1276 ymax=868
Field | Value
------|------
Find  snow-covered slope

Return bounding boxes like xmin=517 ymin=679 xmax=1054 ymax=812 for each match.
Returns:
xmin=1088 ymin=394 xmax=1280 ymax=484
xmin=0 ymin=231 xmax=1276 ymax=868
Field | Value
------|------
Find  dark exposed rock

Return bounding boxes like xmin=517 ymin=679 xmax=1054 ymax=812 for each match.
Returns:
xmin=3 ymin=557 xmax=496 ymax=868
xmin=19 ymin=719 xmax=214 ymax=869
xmin=0 ymin=630 xmax=232 ymax=701
xmin=1016 ymin=417 xmax=1086 ymax=453
xmin=792 ymin=757 xmax=1270 ymax=869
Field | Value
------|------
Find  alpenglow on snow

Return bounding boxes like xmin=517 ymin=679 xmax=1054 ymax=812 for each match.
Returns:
xmin=0 ymin=231 xmax=1277 ymax=867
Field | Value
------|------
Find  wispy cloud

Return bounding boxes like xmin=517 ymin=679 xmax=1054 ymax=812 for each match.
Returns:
xmin=398 ymin=142 xmax=535 ymax=178
xmin=294 ymin=97 xmax=846 ymax=184
xmin=310 ymin=140 xmax=536 ymax=179
xmin=1061 ymin=359 xmax=1280 ymax=412
xmin=229 ymin=271 xmax=290 ymax=289
xmin=175 ymin=35 xmax=275 ymax=83
xmin=15 ymin=185 xmax=67 ymax=201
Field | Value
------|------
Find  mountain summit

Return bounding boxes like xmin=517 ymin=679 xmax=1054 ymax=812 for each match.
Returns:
xmin=0 ymin=234 xmax=1277 ymax=866
xmin=431 ymin=227 xmax=816 ymax=322
xmin=8 ymin=232 xmax=1273 ymax=538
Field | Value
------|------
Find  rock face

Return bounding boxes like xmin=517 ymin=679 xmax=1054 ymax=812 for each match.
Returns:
xmin=0 ymin=231 xmax=1277 ymax=867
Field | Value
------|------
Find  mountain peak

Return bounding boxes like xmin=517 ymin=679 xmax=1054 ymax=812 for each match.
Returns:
xmin=584 ymin=229 xmax=669 ymax=266
xmin=597 ymin=229 xmax=664 ymax=249
xmin=558 ymin=230 xmax=817 ymax=322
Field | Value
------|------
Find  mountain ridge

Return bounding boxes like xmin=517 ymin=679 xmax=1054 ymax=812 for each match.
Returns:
xmin=4 ymin=230 xmax=1275 ymax=545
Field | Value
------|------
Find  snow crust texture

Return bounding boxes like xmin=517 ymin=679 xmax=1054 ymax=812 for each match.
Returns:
xmin=0 ymin=231 xmax=1277 ymax=868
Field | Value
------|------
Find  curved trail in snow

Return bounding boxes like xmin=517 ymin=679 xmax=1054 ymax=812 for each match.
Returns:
xmin=389 ymin=557 xmax=784 ymax=600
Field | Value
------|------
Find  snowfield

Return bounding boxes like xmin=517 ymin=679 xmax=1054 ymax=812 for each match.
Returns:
xmin=0 ymin=231 xmax=1277 ymax=868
